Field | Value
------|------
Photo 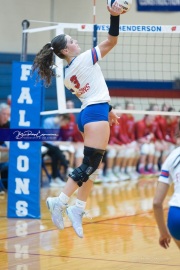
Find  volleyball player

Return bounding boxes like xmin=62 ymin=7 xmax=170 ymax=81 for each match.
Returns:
xmin=32 ymin=5 xmax=121 ymax=237
xmin=153 ymin=146 xmax=180 ymax=249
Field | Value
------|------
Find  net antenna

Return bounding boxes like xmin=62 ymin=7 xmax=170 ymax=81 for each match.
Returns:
xmin=21 ymin=20 xmax=30 ymax=61
xmin=93 ymin=0 xmax=97 ymax=47
xmin=23 ymin=21 xmax=180 ymax=117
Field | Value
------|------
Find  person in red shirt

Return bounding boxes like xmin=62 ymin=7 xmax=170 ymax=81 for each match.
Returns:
xmin=136 ymin=113 xmax=164 ymax=175
xmin=58 ymin=100 xmax=78 ymax=173
xmin=147 ymin=103 xmax=169 ymax=172
xmin=106 ymin=117 xmax=128 ymax=182
xmin=158 ymin=108 xmax=178 ymax=163
xmin=106 ymin=103 xmax=139 ymax=182
xmin=120 ymin=101 xmax=140 ymax=180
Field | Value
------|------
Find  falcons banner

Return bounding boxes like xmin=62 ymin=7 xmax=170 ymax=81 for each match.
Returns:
xmin=7 ymin=62 xmax=42 ymax=219
xmin=137 ymin=0 xmax=180 ymax=11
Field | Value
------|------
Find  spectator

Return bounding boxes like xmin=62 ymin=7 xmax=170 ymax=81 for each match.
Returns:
xmin=135 ymin=114 xmax=163 ymax=175
xmin=120 ymin=101 xmax=140 ymax=180
xmin=158 ymin=108 xmax=178 ymax=161
xmin=59 ymin=100 xmax=77 ymax=171
xmin=148 ymin=103 xmax=169 ymax=172
xmin=42 ymin=114 xmax=70 ymax=187
xmin=0 ymin=103 xmax=10 ymax=192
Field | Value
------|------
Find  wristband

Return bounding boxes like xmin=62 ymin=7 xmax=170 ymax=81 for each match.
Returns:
xmin=108 ymin=15 xmax=120 ymax=37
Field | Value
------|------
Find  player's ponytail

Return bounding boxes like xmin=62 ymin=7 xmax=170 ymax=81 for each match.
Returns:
xmin=32 ymin=43 xmax=55 ymax=87
xmin=32 ymin=34 xmax=67 ymax=87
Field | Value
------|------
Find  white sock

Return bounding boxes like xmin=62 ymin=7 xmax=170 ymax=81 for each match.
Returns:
xmin=139 ymin=164 xmax=144 ymax=170
xmin=126 ymin=166 xmax=132 ymax=173
xmin=98 ymin=168 xmax=103 ymax=176
xmin=132 ymin=166 xmax=136 ymax=171
xmin=75 ymin=199 xmax=86 ymax=210
xmin=106 ymin=168 xmax=112 ymax=174
xmin=114 ymin=166 xmax=120 ymax=173
xmin=147 ymin=163 xmax=153 ymax=170
xmin=59 ymin=192 xmax=69 ymax=205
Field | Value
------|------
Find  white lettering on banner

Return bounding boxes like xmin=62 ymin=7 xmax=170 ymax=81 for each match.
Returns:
xmin=15 ymin=178 xmax=30 ymax=195
xmin=14 ymin=244 xmax=29 ymax=259
xmin=15 ymin=220 xmax=28 ymax=237
xmin=17 ymin=156 xmax=29 ymax=172
xmin=97 ymin=25 xmax=163 ymax=33
xmin=16 ymin=265 xmax=28 ymax=270
xmin=19 ymin=110 xmax=30 ymax=126
xmin=18 ymin=141 xmax=30 ymax=150
xmin=18 ymin=87 xmax=33 ymax=104
xmin=13 ymin=220 xmax=29 ymax=270
xmin=16 ymin=201 xmax=28 ymax=216
xmin=20 ymin=65 xmax=32 ymax=81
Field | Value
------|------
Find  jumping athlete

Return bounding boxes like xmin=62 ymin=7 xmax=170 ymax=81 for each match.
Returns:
xmin=32 ymin=4 xmax=121 ymax=238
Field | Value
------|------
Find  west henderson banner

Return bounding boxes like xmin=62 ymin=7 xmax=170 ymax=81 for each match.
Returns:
xmin=7 ymin=62 xmax=43 ymax=219
xmin=137 ymin=0 xmax=180 ymax=11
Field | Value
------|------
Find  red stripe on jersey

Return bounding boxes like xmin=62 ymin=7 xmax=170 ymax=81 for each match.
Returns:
xmin=91 ymin=48 xmax=98 ymax=64
xmin=160 ymin=170 xmax=169 ymax=178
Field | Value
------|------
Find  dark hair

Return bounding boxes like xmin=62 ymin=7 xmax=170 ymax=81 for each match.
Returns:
xmin=59 ymin=113 xmax=71 ymax=121
xmin=32 ymin=34 xmax=67 ymax=87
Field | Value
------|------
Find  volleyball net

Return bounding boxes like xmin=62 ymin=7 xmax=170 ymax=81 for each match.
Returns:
xmin=23 ymin=21 xmax=180 ymax=117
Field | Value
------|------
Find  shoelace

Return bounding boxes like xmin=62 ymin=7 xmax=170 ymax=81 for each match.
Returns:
xmin=54 ymin=200 xmax=68 ymax=216
xmin=83 ymin=210 xmax=92 ymax=220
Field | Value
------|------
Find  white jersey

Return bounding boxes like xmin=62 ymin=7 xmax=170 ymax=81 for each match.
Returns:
xmin=158 ymin=146 xmax=180 ymax=207
xmin=64 ymin=46 xmax=111 ymax=110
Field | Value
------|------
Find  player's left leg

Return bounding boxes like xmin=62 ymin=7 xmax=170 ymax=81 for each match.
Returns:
xmin=66 ymin=120 xmax=110 ymax=237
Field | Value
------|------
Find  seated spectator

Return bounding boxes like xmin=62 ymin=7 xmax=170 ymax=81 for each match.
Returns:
xmin=120 ymin=101 xmax=140 ymax=180
xmin=0 ymin=103 xmax=10 ymax=192
xmin=148 ymin=103 xmax=169 ymax=172
xmin=42 ymin=114 xmax=71 ymax=187
xmin=135 ymin=113 xmax=164 ymax=175
xmin=59 ymin=100 xmax=77 ymax=172
xmin=158 ymin=107 xmax=178 ymax=162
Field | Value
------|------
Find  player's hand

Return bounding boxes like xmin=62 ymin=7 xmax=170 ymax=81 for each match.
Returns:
xmin=109 ymin=109 xmax=120 ymax=126
xmin=159 ymin=234 xmax=171 ymax=249
xmin=107 ymin=1 xmax=123 ymax=16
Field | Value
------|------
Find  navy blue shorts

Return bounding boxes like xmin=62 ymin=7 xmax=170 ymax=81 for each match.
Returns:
xmin=167 ymin=206 xmax=180 ymax=240
xmin=78 ymin=103 xmax=109 ymax=133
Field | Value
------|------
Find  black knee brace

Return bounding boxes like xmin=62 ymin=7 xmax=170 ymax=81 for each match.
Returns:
xmin=69 ymin=146 xmax=105 ymax=187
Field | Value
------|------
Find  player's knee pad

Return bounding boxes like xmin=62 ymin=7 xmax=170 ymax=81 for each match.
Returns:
xmin=106 ymin=148 xmax=117 ymax=158
xmin=69 ymin=146 xmax=105 ymax=187
xmin=125 ymin=147 xmax=135 ymax=158
xmin=148 ymin=143 xmax=155 ymax=155
xmin=140 ymin=143 xmax=149 ymax=155
xmin=154 ymin=150 xmax=161 ymax=158
xmin=75 ymin=147 xmax=84 ymax=158
xmin=117 ymin=149 xmax=126 ymax=158
xmin=162 ymin=149 xmax=170 ymax=157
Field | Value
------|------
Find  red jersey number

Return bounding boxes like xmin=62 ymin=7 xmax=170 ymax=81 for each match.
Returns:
xmin=70 ymin=75 xmax=80 ymax=89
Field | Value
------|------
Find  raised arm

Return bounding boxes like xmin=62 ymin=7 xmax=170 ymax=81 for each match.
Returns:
xmin=98 ymin=7 xmax=120 ymax=58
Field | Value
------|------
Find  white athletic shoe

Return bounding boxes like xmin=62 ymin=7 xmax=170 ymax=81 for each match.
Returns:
xmin=46 ymin=197 xmax=67 ymax=230
xmin=128 ymin=171 xmax=139 ymax=181
xmin=50 ymin=177 xmax=66 ymax=187
xmin=105 ymin=172 xmax=119 ymax=182
xmin=118 ymin=172 xmax=130 ymax=181
xmin=66 ymin=205 xmax=85 ymax=238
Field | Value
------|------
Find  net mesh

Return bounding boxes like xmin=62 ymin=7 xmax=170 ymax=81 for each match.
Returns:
xmin=25 ymin=22 xmax=180 ymax=116
xmin=63 ymin=26 xmax=180 ymax=115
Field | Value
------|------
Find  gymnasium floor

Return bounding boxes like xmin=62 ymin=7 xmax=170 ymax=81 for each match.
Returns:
xmin=0 ymin=177 xmax=179 ymax=270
